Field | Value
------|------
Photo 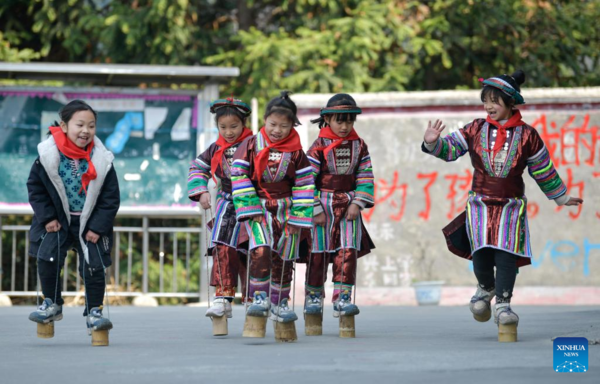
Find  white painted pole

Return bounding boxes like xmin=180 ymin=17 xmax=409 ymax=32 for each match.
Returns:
xmin=251 ymin=97 xmax=259 ymax=134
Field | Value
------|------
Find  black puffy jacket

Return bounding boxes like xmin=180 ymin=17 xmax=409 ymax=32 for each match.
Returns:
xmin=27 ymin=136 xmax=120 ymax=270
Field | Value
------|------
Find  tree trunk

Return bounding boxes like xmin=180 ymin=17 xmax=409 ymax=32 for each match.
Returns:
xmin=237 ymin=0 xmax=252 ymax=31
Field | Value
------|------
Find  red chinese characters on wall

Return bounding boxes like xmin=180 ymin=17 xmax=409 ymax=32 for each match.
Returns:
xmin=364 ymin=114 xmax=598 ymax=223
xmin=532 ymin=114 xmax=599 ymax=168
xmin=363 ymin=170 xmax=407 ymax=223
xmin=416 ymin=172 xmax=437 ymax=221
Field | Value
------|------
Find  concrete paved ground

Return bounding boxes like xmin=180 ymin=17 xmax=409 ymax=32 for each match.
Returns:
xmin=1 ymin=305 xmax=599 ymax=384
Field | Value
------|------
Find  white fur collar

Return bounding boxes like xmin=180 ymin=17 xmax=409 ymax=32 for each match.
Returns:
xmin=37 ymin=136 xmax=115 ymax=263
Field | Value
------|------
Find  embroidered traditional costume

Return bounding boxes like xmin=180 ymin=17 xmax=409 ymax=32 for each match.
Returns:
xmin=188 ymin=98 xmax=253 ymax=301
xmin=426 ymin=97 xmax=567 ymax=266
xmin=232 ymin=128 xmax=315 ymax=309
xmin=304 ymin=97 xmax=375 ymax=313
xmin=423 ymin=71 xmax=576 ymax=331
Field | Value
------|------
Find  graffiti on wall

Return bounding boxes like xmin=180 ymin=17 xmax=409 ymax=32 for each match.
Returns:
xmin=364 ymin=113 xmax=599 ymax=224
xmin=352 ymin=111 xmax=600 ymax=285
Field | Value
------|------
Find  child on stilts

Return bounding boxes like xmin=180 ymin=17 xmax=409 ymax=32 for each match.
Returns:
xmin=187 ymin=97 xmax=253 ymax=321
xmin=304 ymin=94 xmax=375 ymax=323
xmin=231 ymin=91 xmax=315 ymax=326
xmin=421 ymin=70 xmax=583 ymax=340
xmin=28 ymin=100 xmax=120 ymax=338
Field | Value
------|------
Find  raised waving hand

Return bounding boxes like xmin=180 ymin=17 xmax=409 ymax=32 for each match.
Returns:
xmin=424 ymin=119 xmax=446 ymax=144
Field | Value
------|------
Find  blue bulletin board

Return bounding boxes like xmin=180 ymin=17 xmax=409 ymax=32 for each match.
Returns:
xmin=0 ymin=89 xmax=199 ymax=206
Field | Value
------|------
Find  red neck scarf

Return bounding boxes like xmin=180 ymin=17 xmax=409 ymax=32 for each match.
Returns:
xmin=211 ymin=127 xmax=253 ymax=183
xmin=317 ymin=126 xmax=361 ymax=156
xmin=485 ymin=109 xmax=525 ymax=159
xmin=253 ymin=128 xmax=302 ymax=196
xmin=50 ymin=126 xmax=97 ymax=194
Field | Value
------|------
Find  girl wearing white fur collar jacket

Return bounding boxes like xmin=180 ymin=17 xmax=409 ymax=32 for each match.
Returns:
xmin=27 ymin=100 xmax=120 ymax=335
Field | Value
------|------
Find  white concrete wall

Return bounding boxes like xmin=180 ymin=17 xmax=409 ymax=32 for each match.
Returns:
xmin=293 ymin=88 xmax=600 ymax=289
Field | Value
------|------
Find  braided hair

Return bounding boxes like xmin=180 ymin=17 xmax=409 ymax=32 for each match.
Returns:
xmin=264 ymin=90 xmax=301 ymax=126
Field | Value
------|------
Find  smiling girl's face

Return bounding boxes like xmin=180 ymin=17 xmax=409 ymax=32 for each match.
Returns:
xmin=264 ymin=113 xmax=293 ymax=143
xmin=483 ymin=94 xmax=512 ymax=121
xmin=217 ymin=115 xmax=244 ymax=143
xmin=60 ymin=110 xmax=96 ymax=148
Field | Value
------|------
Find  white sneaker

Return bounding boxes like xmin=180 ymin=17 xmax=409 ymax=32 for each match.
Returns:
xmin=304 ymin=291 xmax=323 ymax=315
xmin=332 ymin=291 xmax=360 ymax=318
xmin=205 ymin=298 xmax=232 ymax=318
xmin=494 ymin=303 xmax=519 ymax=326
xmin=469 ymin=285 xmax=495 ymax=322
xmin=269 ymin=298 xmax=298 ymax=323
xmin=246 ymin=291 xmax=270 ymax=317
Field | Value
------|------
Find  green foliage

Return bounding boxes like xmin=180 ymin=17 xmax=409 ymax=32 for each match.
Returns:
xmin=207 ymin=0 xmax=600 ymax=108
xmin=1 ymin=0 xmax=599 ymax=107
xmin=0 ymin=31 xmax=41 ymax=61
xmin=0 ymin=0 xmax=238 ymax=64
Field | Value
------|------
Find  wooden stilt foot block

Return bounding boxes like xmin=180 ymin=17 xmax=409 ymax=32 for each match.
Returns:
xmin=273 ymin=321 xmax=297 ymax=342
xmin=212 ymin=316 xmax=228 ymax=336
xmin=339 ymin=315 xmax=355 ymax=338
xmin=305 ymin=314 xmax=323 ymax=336
xmin=498 ymin=323 xmax=517 ymax=342
xmin=91 ymin=330 xmax=109 ymax=346
xmin=37 ymin=322 xmax=54 ymax=339
xmin=243 ymin=316 xmax=267 ymax=338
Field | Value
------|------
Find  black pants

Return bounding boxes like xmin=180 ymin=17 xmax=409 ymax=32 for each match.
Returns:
xmin=37 ymin=216 xmax=106 ymax=315
xmin=472 ymin=248 xmax=518 ymax=304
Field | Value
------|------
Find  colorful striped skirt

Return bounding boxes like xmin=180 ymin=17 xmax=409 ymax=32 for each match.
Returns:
xmin=311 ymin=190 xmax=374 ymax=257
xmin=244 ymin=196 xmax=311 ymax=260
xmin=465 ymin=191 xmax=532 ymax=259
xmin=208 ymin=192 xmax=248 ymax=253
